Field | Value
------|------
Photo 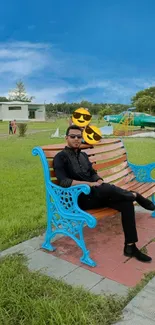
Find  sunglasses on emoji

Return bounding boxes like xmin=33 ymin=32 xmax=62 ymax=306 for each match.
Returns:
xmin=73 ymin=112 xmax=92 ymax=121
xmin=85 ymin=126 xmax=102 ymax=141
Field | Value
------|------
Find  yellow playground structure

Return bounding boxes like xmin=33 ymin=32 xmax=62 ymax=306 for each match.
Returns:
xmin=113 ymin=111 xmax=135 ymax=136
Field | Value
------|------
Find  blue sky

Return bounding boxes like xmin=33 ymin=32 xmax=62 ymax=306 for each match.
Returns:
xmin=1 ymin=0 xmax=155 ymax=104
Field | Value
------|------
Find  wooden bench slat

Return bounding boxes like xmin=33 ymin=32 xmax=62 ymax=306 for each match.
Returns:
xmin=133 ymin=183 xmax=155 ymax=193
xmin=42 ymin=143 xmax=65 ymax=150
xmin=103 ymin=168 xmax=133 ymax=183
xmin=141 ymin=185 xmax=155 ymax=198
xmin=50 ymin=169 xmax=55 ymax=177
xmin=52 ymin=179 xmax=59 ymax=184
xmin=87 ymin=208 xmax=119 ymax=219
xmin=122 ymin=182 xmax=149 ymax=193
xmin=89 ymin=138 xmax=121 ymax=145
xmin=97 ymin=138 xmax=121 ymax=144
xmin=90 ymin=138 xmax=119 ymax=144
xmin=122 ymin=182 xmax=144 ymax=191
xmin=122 ymin=182 xmax=155 ymax=197
xmin=94 ymin=155 xmax=126 ymax=170
xmin=115 ymin=173 xmax=135 ymax=186
xmin=44 ymin=150 xmax=60 ymax=158
xmin=122 ymin=182 xmax=155 ymax=195
xmin=48 ymin=159 xmax=53 ymax=168
xmin=41 ymin=138 xmax=122 ymax=150
xmin=98 ymin=161 xmax=128 ymax=178
xmin=121 ymin=180 xmax=138 ymax=189
xmin=122 ymin=182 xmax=145 ymax=192
xmin=89 ymin=148 xmax=127 ymax=163
xmin=84 ymin=142 xmax=123 ymax=156
xmin=137 ymin=183 xmax=155 ymax=195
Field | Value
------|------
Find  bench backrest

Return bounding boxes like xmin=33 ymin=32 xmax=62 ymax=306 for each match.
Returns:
xmin=41 ymin=138 xmax=135 ymax=186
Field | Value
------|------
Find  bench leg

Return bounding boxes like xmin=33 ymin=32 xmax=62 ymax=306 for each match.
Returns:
xmin=152 ymin=194 xmax=155 ymax=218
xmin=41 ymin=233 xmax=56 ymax=252
xmin=41 ymin=194 xmax=56 ymax=252
xmin=80 ymin=251 xmax=97 ymax=267
xmin=42 ymin=220 xmax=97 ymax=266
xmin=78 ymin=223 xmax=97 ymax=267
xmin=41 ymin=192 xmax=97 ymax=266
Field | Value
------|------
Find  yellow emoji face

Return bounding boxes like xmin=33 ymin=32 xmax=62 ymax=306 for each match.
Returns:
xmin=83 ymin=125 xmax=102 ymax=145
xmin=72 ymin=108 xmax=92 ymax=127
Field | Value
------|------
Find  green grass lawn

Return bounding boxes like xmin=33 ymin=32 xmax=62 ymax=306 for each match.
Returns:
xmin=0 ymin=122 xmax=155 ymax=325
xmin=0 ymin=254 xmax=155 ymax=325
xmin=0 ymin=254 xmax=125 ymax=325
xmin=0 ymin=119 xmax=69 ymax=134
xmin=0 ymin=132 xmax=64 ymax=250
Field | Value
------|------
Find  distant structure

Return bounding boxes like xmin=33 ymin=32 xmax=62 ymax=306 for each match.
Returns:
xmin=51 ymin=128 xmax=60 ymax=138
xmin=113 ymin=111 xmax=134 ymax=136
xmin=104 ymin=108 xmax=155 ymax=136
xmin=50 ymin=128 xmax=65 ymax=138
xmin=0 ymin=101 xmax=46 ymax=121
xmin=100 ymin=125 xmax=113 ymax=135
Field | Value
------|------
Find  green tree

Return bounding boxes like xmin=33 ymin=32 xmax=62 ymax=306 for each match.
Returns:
xmin=0 ymin=96 xmax=8 ymax=102
xmin=131 ymin=87 xmax=155 ymax=114
xmin=45 ymin=101 xmax=131 ymax=117
xmin=98 ymin=105 xmax=113 ymax=122
xmin=8 ymin=80 xmax=35 ymax=102
xmin=134 ymin=95 xmax=155 ymax=114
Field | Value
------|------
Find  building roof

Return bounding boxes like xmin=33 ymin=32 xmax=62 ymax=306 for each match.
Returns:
xmin=0 ymin=101 xmax=45 ymax=105
xmin=29 ymin=103 xmax=45 ymax=106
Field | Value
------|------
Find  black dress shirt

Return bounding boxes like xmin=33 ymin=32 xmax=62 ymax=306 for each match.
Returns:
xmin=53 ymin=146 xmax=102 ymax=188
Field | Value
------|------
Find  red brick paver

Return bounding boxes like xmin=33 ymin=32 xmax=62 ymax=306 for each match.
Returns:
xmin=43 ymin=211 xmax=155 ymax=287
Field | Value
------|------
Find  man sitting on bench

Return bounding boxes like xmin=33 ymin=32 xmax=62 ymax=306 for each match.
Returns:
xmin=53 ymin=125 xmax=155 ymax=263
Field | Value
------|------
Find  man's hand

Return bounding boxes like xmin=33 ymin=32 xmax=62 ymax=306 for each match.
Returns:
xmin=97 ymin=179 xmax=103 ymax=185
xmin=89 ymin=181 xmax=101 ymax=187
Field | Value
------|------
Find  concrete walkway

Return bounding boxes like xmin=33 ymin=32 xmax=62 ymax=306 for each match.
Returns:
xmin=1 ymin=229 xmax=155 ymax=324
xmin=115 ymin=277 xmax=155 ymax=324
xmin=0 ymin=234 xmax=129 ymax=297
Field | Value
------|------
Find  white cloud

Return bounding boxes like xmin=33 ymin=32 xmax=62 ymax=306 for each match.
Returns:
xmin=0 ymin=41 xmax=51 ymax=49
xmin=28 ymin=81 xmax=133 ymax=103
xmin=0 ymin=41 xmax=50 ymax=77
xmin=31 ymin=87 xmax=72 ymax=103
xmin=30 ymin=84 xmax=93 ymax=103
xmin=0 ymin=41 xmax=155 ymax=103
xmin=30 ymin=78 xmax=155 ymax=104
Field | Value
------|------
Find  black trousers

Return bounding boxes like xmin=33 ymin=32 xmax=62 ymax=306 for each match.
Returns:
xmin=78 ymin=182 xmax=138 ymax=244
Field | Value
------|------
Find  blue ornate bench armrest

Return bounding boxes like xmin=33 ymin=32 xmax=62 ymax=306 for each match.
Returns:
xmin=128 ymin=161 xmax=155 ymax=183
xmin=46 ymin=180 xmax=97 ymax=229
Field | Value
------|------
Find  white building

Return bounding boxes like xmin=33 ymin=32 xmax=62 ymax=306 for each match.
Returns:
xmin=0 ymin=101 xmax=46 ymax=121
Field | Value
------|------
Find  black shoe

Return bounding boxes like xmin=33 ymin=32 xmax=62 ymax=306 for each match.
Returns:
xmin=136 ymin=193 xmax=155 ymax=211
xmin=124 ymin=244 xmax=152 ymax=262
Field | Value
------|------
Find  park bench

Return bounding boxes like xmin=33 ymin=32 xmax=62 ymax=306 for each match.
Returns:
xmin=32 ymin=138 xmax=155 ymax=267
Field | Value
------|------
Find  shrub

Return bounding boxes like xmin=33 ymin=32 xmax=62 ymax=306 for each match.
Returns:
xmin=17 ymin=123 xmax=27 ymax=137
